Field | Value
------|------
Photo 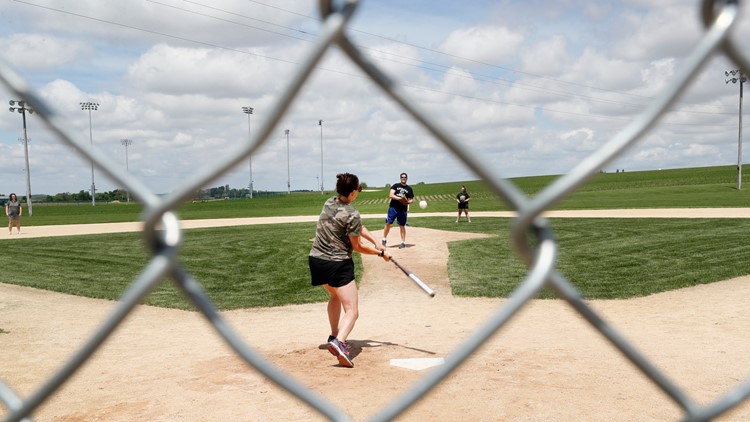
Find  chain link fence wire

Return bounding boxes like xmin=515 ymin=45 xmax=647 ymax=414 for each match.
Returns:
xmin=2 ymin=0 xmax=750 ymax=420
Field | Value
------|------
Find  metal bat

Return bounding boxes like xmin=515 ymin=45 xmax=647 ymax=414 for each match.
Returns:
xmin=390 ymin=258 xmax=435 ymax=297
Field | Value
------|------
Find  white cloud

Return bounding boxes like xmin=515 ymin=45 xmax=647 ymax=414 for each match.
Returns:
xmin=634 ymin=147 xmax=669 ymax=161
xmin=614 ymin=3 xmax=701 ymax=61
xmin=438 ymin=25 xmax=524 ymax=64
xmin=0 ymin=34 xmax=90 ymax=70
xmin=126 ymin=43 xmax=292 ymax=97
xmin=520 ymin=35 xmax=571 ymax=76
xmin=561 ymin=127 xmax=594 ymax=142
xmin=639 ymin=58 xmax=675 ymax=94
xmin=566 ymin=48 xmax=644 ymax=92
xmin=684 ymin=143 xmax=719 ymax=157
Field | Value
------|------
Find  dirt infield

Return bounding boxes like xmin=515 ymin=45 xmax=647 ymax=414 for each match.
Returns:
xmin=2 ymin=210 xmax=750 ymax=421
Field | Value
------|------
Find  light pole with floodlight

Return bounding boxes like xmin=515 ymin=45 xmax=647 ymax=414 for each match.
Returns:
xmin=242 ymin=106 xmax=254 ymax=198
xmin=319 ymin=120 xmax=324 ymax=195
xmin=80 ymin=101 xmax=99 ymax=205
xmin=285 ymin=129 xmax=291 ymax=194
xmin=9 ymin=100 xmax=34 ymax=216
xmin=726 ymin=69 xmax=746 ymax=190
xmin=120 ymin=139 xmax=132 ymax=202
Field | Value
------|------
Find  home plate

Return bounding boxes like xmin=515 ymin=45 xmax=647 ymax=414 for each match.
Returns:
xmin=389 ymin=358 xmax=445 ymax=371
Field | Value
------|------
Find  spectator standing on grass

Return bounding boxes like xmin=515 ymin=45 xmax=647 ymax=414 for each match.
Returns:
xmin=382 ymin=172 xmax=414 ymax=249
xmin=456 ymin=185 xmax=471 ymax=223
xmin=309 ymin=172 xmax=391 ymax=368
xmin=6 ymin=193 xmax=21 ymax=234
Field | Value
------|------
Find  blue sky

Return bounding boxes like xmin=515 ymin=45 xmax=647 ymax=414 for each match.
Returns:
xmin=0 ymin=0 xmax=747 ymax=196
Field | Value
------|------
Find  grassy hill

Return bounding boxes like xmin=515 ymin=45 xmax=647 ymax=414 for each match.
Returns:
xmin=22 ymin=165 xmax=750 ymax=226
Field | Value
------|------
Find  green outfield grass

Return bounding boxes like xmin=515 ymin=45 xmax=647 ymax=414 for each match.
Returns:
xmin=20 ymin=165 xmax=750 ymax=226
xmin=0 ymin=164 xmax=748 ymax=310
xmin=440 ymin=217 xmax=750 ymax=299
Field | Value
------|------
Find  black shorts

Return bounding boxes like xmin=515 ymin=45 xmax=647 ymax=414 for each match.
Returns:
xmin=309 ymin=256 xmax=355 ymax=288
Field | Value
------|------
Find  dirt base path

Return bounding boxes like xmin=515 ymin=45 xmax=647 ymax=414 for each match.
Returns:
xmin=2 ymin=211 xmax=750 ymax=421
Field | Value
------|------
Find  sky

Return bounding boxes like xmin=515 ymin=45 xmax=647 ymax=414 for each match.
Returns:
xmin=0 ymin=0 xmax=748 ymax=196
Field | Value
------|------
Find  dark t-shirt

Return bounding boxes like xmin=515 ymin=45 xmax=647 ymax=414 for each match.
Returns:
xmin=388 ymin=183 xmax=414 ymax=212
xmin=457 ymin=191 xmax=470 ymax=209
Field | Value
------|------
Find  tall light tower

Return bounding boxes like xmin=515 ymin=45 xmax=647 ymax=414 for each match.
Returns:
xmin=9 ymin=100 xmax=33 ymax=216
xmin=319 ymin=120 xmax=324 ymax=195
xmin=285 ymin=129 xmax=291 ymax=194
xmin=80 ymin=101 xmax=99 ymax=205
xmin=726 ymin=69 xmax=746 ymax=190
xmin=120 ymin=139 xmax=133 ymax=202
xmin=242 ymin=106 xmax=254 ymax=199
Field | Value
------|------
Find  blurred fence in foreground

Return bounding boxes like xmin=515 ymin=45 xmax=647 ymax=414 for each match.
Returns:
xmin=2 ymin=1 xmax=750 ymax=421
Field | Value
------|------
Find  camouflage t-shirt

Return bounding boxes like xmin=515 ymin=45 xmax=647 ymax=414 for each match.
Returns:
xmin=309 ymin=196 xmax=362 ymax=261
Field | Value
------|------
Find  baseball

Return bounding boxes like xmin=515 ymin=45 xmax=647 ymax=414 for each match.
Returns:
xmin=419 ymin=200 xmax=427 ymax=209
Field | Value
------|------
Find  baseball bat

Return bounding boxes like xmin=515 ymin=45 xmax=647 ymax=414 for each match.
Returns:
xmin=390 ymin=258 xmax=435 ymax=297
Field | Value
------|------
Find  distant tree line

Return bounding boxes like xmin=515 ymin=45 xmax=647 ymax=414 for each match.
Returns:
xmin=37 ymin=181 xmax=373 ymax=203
xmin=193 ymin=185 xmax=331 ymax=200
xmin=199 ymin=185 xmax=247 ymax=199
xmin=45 ymin=189 xmax=129 ymax=203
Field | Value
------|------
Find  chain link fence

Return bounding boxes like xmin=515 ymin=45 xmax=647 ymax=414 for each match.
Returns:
xmin=2 ymin=0 xmax=750 ymax=420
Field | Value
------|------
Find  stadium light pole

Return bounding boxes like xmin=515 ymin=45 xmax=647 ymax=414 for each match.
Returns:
xmin=80 ymin=101 xmax=99 ymax=205
xmin=319 ymin=120 xmax=324 ymax=195
xmin=9 ymin=100 xmax=34 ymax=216
xmin=120 ymin=139 xmax=132 ymax=202
xmin=242 ymin=106 xmax=254 ymax=199
xmin=726 ymin=69 xmax=746 ymax=190
xmin=285 ymin=129 xmax=291 ymax=194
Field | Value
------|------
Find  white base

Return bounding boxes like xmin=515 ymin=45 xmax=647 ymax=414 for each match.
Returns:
xmin=389 ymin=357 xmax=445 ymax=371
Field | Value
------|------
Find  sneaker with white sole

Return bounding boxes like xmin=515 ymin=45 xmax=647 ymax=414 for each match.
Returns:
xmin=326 ymin=335 xmax=337 ymax=356
xmin=328 ymin=338 xmax=353 ymax=367
xmin=381 ymin=239 xmax=387 ymax=247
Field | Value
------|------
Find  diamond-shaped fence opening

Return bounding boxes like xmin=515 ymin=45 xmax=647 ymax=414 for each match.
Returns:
xmin=2 ymin=1 xmax=750 ymax=421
